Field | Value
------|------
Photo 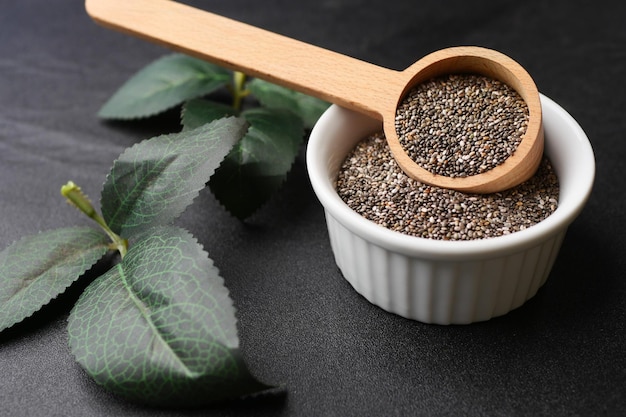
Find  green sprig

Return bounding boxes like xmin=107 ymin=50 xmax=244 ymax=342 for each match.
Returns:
xmin=0 ymin=117 xmax=272 ymax=406
xmin=61 ymin=181 xmax=127 ymax=257
xmin=98 ymin=53 xmax=330 ymax=219
xmin=0 ymin=53 xmax=331 ymax=405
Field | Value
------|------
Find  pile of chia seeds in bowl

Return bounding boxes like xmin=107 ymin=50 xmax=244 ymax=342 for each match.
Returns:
xmin=334 ymin=73 xmax=557 ymax=241
xmin=335 ymin=132 xmax=559 ymax=241
xmin=395 ymin=74 xmax=529 ymax=177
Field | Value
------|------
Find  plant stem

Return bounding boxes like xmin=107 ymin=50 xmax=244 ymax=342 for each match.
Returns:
xmin=92 ymin=214 xmax=128 ymax=258
xmin=231 ymin=71 xmax=250 ymax=111
xmin=61 ymin=181 xmax=128 ymax=258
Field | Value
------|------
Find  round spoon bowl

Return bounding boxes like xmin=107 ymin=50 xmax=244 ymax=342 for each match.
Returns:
xmin=307 ymin=95 xmax=594 ymax=324
xmin=383 ymin=47 xmax=544 ymax=194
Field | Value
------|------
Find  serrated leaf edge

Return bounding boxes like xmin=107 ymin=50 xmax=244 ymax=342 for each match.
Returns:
xmin=100 ymin=117 xmax=247 ymax=237
xmin=0 ymin=228 xmax=109 ymax=332
xmin=211 ymin=161 xmax=297 ymax=221
xmin=98 ymin=54 xmax=231 ymax=121
xmin=180 ymin=98 xmax=239 ymax=132
xmin=210 ymin=109 xmax=305 ymax=220
xmin=65 ymin=226 xmax=275 ymax=405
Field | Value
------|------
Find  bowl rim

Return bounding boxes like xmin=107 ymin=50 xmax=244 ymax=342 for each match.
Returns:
xmin=306 ymin=94 xmax=595 ymax=261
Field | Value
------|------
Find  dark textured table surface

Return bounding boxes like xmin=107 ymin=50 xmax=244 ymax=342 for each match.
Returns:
xmin=1 ymin=1 xmax=624 ymax=416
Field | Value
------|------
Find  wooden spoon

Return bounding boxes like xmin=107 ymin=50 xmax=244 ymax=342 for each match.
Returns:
xmin=85 ymin=0 xmax=543 ymax=194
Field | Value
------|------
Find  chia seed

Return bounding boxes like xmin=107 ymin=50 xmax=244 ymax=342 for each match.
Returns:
xmin=394 ymin=74 xmax=529 ymax=177
xmin=335 ymin=132 xmax=559 ymax=241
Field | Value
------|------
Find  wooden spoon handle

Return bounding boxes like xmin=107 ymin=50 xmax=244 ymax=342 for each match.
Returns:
xmin=86 ymin=0 xmax=401 ymax=120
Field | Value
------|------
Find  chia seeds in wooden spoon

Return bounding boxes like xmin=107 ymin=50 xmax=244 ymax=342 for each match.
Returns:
xmin=395 ymin=74 xmax=529 ymax=178
xmin=335 ymin=132 xmax=558 ymax=241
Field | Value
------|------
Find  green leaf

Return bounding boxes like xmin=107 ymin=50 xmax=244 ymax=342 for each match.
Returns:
xmin=101 ymin=117 xmax=247 ymax=238
xmin=67 ymin=226 xmax=269 ymax=406
xmin=210 ymin=107 xmax=304 ymax=219
xmin=246 ymin=78 xmax=330 ymax=129
xmin=0 ymin=227 xmax=109 ymax=333
xmin=99 ymin=54 xmax=231 ymax=120
xmin=181 ymin=98 xmax=237 ymax=131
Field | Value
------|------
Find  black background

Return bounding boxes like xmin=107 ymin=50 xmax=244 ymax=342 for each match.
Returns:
xmin=1 ymin=1 xmax=624 ymax=416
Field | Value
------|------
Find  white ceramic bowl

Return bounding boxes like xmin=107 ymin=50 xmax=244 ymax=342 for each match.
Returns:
xmin=307 ymin=95 xmax=595 ymax=324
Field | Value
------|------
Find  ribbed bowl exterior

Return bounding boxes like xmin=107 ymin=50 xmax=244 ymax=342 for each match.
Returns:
xmin=307 ymin=95 xmax=594 ymax=325
xmin=326 ymin=213 xmax=566 ymax=324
